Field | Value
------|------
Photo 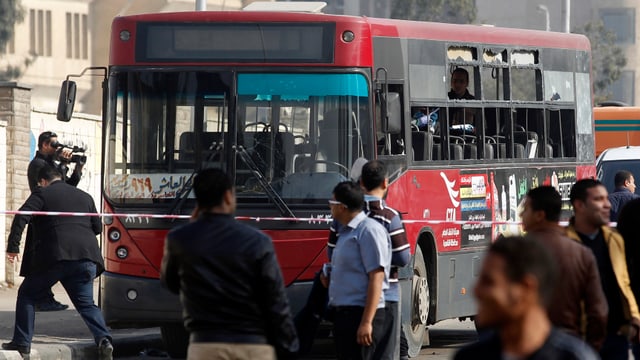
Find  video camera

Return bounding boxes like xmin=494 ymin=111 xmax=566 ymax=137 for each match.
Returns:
xmin=50 ymin=141 xmax=87 ymax=165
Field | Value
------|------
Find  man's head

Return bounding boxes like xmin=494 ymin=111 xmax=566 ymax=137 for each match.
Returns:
xmin=37 ymin=164 xmax=62 ymax=188
xmin=360 ymin=160 xmax=388 ymax=194
xmin=569 ymin=179 xmax=611 ymax=227
xmin=37 ymin=131 xmax=60 ymax=155
xmin=193 ymin=168 xmax=235 ymax=213
xmin=474 ymin=235 xmax=556 ymax=329
xmin=614 ymin=170 xmax=636 ymax=193
xmin=520 ymin=186 xmax=561 ymax=231
xmin=330 ymin=181 xmax=364 ymax=225
xmin=450 ymin=68 xmax=470 ymax=97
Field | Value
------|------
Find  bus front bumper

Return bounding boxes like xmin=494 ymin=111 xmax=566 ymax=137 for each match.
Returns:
xmin=100 ymin=272 xmax=314 ymax=329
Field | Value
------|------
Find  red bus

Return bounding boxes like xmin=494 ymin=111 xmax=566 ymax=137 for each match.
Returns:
xmin=57 ymin=8 xmax=595 ymax=357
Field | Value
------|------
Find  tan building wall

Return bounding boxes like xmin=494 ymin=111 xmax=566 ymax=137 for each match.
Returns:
xmin=3 ymin=0 xmax=93 ymax=112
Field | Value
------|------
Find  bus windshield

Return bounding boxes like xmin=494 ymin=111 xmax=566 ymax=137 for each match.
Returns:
xmin=104 ymin=71 xmax=373 ymax=205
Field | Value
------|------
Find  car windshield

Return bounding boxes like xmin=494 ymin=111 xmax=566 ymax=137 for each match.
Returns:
xmin=104 ymin=71 xmax=373 ymax=206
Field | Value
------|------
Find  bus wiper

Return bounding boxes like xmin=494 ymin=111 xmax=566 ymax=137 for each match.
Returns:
xmin=234 ymin=145 xmax=295 ymax=219
xmin=167 ymin=143 xmax=223 ymax=217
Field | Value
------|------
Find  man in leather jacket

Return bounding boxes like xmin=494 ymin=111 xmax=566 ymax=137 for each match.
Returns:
xmin=160 ymin=168 xmax=298 ymax=360
xmin=521 ymin=186 xmax=607 ymax=350
xmin=566 ymin=179 xmax=640 ymax=360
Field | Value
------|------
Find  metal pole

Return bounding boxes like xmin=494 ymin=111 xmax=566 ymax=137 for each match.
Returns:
xmin=562 ymin=0 xmax=570 ymax=33
xmin=537 ymin=5 xmax=550 ymax=31
xmin=196 ymin=0 xmax=206 ymax=11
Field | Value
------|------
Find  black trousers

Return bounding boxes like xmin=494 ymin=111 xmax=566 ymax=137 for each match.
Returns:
xmin=333 ymin=306 xmax=385 ymax=360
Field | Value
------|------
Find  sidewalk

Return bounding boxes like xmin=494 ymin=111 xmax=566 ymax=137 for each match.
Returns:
xmin=0 ymin=280 xmax=164 ymax=359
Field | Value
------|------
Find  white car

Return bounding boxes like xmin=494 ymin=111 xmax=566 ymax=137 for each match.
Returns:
xmin=596 ymin=146 xmax=640 ymax=193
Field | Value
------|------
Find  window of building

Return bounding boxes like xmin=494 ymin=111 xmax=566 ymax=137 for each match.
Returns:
xmin=29 ymin=9 xmax=52 ymax=57
xmin=601 ymin=8 xmax=636 ymax=44
xmin=66 ymin=12 xmax=89 ymax=60
xmin=610 ymin=70 xmax=635 ymax=105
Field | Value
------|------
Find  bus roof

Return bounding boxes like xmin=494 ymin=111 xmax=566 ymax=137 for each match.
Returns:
xmin=113 ymin=11 xmax=590 ymax=51
xmin=594 ymin=106 xmax=640 ymax=119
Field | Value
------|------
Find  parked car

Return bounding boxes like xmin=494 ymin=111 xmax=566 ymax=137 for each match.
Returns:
xmin=596 ymin=146 xmax=640 ymax=193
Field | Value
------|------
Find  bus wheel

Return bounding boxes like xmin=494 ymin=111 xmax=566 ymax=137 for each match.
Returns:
xmin=407 ymin=245 xmax=429 ymax=357
xmin=161 ymin=324 xmax=189 ymax=359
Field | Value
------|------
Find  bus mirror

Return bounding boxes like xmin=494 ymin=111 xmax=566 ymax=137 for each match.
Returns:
xmin=57 ymin=80 xmax=77 ymax=122
xmin=383 ymin=92 xmax=401 ymax=134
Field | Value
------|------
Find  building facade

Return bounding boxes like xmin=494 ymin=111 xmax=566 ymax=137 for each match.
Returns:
xmin=476 ymin=0 xmax=638 ymax=105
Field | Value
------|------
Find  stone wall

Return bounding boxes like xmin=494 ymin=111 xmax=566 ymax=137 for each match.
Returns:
xmin=0 ymin=82 xmax=32 ymax=286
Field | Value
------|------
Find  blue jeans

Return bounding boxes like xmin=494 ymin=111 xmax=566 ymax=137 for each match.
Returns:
xmin=12 ymin=260 xmax=111 ymax=347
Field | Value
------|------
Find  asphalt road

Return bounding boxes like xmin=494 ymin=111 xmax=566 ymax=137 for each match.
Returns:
xmin=115 ymin=319 xmax=478 ymax=359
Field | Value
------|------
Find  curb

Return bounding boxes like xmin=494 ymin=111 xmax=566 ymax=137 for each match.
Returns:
xmin=0 ymin=333 xmax=163 ymax=360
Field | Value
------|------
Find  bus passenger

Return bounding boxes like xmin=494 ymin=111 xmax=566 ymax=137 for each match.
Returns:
xmin=328 ymin=181 xmax=391 ymax=360
xmin=160 ymin=168 xmax=299 ymax=360
xmin=566 ymin=179 xmax=640 ymax=360
xmin=520 ymin=186 xmax=607 ymax=351
xmin=454 ymin=236 xmax=598 ymax=360
xmin=448 ymin=68 xmax=477 ymax=135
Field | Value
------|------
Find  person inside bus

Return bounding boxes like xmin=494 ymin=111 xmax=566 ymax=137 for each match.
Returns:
xmin=454 ymin=235 xmax=599 ymax=360
xmin=448 ymin=67 xmax=476 ymax=127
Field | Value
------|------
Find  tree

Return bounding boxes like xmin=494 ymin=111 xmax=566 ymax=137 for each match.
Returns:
xmin=0 ymin=0 xmax=32 ymax=81
xmin=575 ymin=20 xmax=627 ymax=105
xmin=391 ymin=0 xmax=476 ymax=24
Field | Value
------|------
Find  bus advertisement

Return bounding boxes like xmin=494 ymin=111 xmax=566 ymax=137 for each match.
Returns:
xmin=56 ymin=7 xmax=595 ymax=357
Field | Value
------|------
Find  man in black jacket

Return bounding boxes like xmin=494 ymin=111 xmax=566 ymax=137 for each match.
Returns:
xmin=27 ymin=131 xmax=84 ymax=311
xmin=160 ymin=168 xmax=298 ymax=360
xmin=3 ymin=165 xmax=112 ymax=360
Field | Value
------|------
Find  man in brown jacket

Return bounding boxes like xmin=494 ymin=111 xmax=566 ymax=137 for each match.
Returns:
xmin=566 ymin=179 xmax=640 ymax=360
xmin=520 ymin=186 xmax=607 ymax=350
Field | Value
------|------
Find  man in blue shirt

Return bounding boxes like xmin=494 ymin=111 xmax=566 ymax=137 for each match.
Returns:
xmin=608 ymin=170 xmax=639 ymax=222
xmin=328 ymin=181 xmax=391 ymax=360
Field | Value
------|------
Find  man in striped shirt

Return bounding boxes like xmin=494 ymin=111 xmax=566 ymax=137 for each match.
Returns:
xmin=327 ymin=160 xmax=411 ymax=360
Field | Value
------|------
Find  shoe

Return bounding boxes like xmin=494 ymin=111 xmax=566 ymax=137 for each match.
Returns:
xmin=35 ymin=300 xmax=69 ymax=312
xmin=2 ymin=342 xmax=31 ymax=359
xmin=98 ymin=338 xmax=113 ymax=360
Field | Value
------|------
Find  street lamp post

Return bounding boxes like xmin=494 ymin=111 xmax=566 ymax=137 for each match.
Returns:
xmin=537 ymin=4 xmax=550 ymax=31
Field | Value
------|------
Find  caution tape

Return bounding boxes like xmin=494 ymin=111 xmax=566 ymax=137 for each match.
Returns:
xmin=0 ymin=209 xmax=589 ymax=226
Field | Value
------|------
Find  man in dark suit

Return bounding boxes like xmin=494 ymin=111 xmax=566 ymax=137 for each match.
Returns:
xmin=3 ymin=165 xmax=112 ymax=360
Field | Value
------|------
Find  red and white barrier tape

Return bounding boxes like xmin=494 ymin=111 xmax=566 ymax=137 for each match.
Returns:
xmin=0 ymin=209 xmax=587 ymax=226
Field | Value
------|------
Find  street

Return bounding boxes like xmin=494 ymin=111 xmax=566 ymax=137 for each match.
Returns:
xmin=115 ymin=319 xmax=478 ymax=359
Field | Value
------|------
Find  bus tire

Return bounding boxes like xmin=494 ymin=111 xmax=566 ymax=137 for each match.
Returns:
xmin=406 ymin=245 xmax=429 ymax=357
xmin=161 ymin=324 xmax=189 ymax=359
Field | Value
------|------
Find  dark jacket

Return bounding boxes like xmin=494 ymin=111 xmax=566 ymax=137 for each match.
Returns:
xmin=160 ymin=213 xmax=298 ymax=357
xmin=609 ymin=187 xmax=639 ymax=222
xmin=454 ymin=327 xmax=599 ymax=360
xmin=27 ymin=151 xmax=80 ymax=192
xmin=528 ymin=226 xmax=608 ymax=350
xmin=6 ymin=180 xmax=103 ymax=276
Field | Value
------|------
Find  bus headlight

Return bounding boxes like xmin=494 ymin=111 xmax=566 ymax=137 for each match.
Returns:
xmin=108 ymin=229 xmax=121 ymax=242
xmin=116 ymin=247 xmax=128 ymax=259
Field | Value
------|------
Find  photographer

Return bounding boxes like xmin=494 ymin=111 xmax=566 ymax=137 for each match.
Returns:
xmin=27 ymin=131 xmax=84 ymax=192
xmin=22 ymin=131 xmax=86 ymax=312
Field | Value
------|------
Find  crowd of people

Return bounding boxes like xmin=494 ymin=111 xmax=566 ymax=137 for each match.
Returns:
xmin=5 ymin=131 xmax=640 ymax=360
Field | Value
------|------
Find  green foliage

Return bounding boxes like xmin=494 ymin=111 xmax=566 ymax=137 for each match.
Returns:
xmin=575 ymin=20 xmax=627 ymax=104
xmin=391 ymin=0 xmax=476 ymax=24
xmin=0 ymin=0 xmax=28 ymax=81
